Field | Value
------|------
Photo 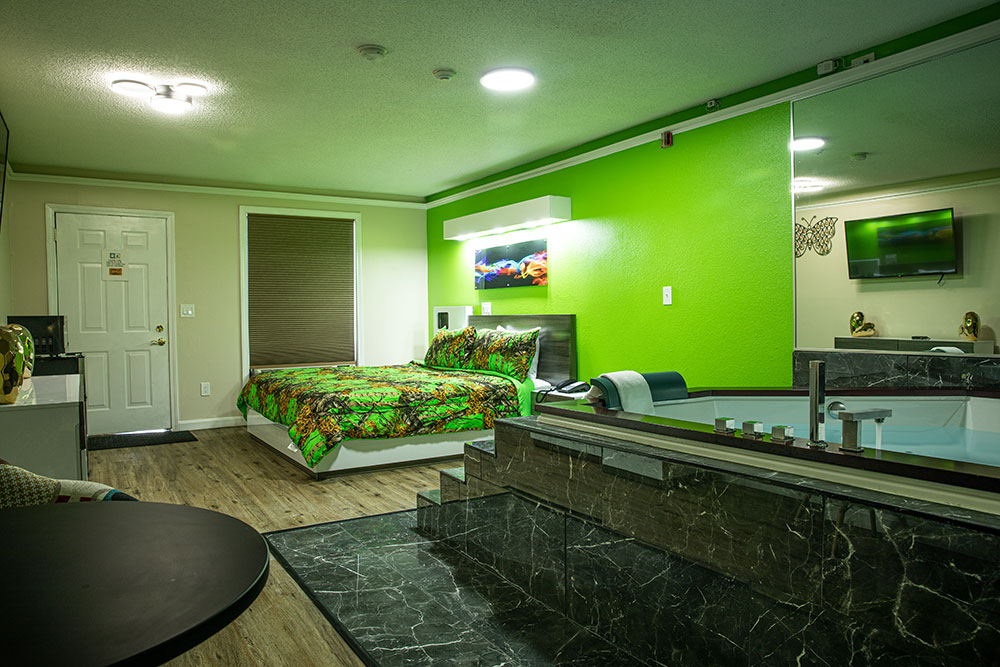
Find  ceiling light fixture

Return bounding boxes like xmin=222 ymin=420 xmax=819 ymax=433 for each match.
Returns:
xmin=358 ymin=44 xmax=387 ymax=61
xmin=109 ymin=76 xmax=210 ymax=114
xmin=792 ymin=177 xmax=825 ymax=193
xmin=790 ymin=137 xmax=826 ymax=151
xmin=149 ymin=86 xmax=193 ymax=114
xmin=480 ymin=67 xmax=535 ymax=92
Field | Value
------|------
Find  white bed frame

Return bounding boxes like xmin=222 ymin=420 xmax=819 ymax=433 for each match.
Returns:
xmin=245 ymin=314 xmax=577 ymax=479
xmin=247 ymin=408 xmax=491 ymax=479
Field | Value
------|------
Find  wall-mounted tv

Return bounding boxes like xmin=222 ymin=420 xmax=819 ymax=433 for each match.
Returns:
xmin=844 ymin=208 xmax=958 ymax=279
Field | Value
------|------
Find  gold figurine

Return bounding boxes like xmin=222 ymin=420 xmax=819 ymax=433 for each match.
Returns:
xmin=850 ymin=311 xmax=877 ymax=337
xmin=959 ymin=311 xmax=980 ymax=342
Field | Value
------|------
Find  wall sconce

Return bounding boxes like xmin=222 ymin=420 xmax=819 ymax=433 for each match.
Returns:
xmin=443 ymin=195 xmax=572 ymax=241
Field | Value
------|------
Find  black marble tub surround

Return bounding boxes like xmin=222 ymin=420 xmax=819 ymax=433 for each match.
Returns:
xmin=428 ymin=417 xmax=1000 ymax=666
xmin=793 ymin=348 xmax=1000 ymax=390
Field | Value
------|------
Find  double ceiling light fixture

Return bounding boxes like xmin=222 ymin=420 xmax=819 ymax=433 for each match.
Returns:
xmin=110 ymin=78 xmax=210 ymax=114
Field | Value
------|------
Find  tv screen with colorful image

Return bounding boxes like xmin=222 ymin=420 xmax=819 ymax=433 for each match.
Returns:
xmin=844 ymin=208 xmax=957 ymax=279
xmin=474 ymin=239 xmax=547 ymax=290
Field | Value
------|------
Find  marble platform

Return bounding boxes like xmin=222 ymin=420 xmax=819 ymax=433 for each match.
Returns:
xmin=793 ymin=348 xmax=1000 ymax=389
xmin=266 ymin=509 xmax=638 ymax=666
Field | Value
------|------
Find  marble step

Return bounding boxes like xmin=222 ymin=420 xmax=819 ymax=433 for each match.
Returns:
xmin=416 ymin=488 xmax=441 ymax=506
xmin=466 ymin=438 xmax=495 ymax=456
xmin=439 ymin=467 xmax=466 ymax=504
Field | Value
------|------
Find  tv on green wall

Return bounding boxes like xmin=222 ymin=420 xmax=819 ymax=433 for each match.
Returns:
xmin=474 ymin=239 xmax=547 ymax=289
xmin=844 ymin=208 xmax=958 ymax=279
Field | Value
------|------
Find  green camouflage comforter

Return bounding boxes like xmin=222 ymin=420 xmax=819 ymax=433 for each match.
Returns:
xmin=237 ymin=363 xmax=532 ymax=467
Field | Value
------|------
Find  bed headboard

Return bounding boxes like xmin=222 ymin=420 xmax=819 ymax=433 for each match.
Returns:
xmin=468 ymin=314 xmax=577 ymax=385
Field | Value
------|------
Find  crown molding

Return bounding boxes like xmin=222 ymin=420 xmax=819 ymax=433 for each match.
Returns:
xmin=7 ymin=168 xmax=429 ymax=210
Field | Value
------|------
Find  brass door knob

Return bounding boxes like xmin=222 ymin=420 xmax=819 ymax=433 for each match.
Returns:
xmin=151 ymin=338 xmax=167 ymax=346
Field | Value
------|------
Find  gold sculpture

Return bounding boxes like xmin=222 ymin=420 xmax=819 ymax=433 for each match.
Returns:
xmin=959 ymin=311 xmax=980 ymax=341
xmin=0 ymin=325 xmax=26 ymax=404
xmin=850 ymin=311 xmax=877 ymax=337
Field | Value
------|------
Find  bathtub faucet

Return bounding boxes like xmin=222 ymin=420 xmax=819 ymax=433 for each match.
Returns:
xmin=808 ymin=361 xmax=826 ymax=449
xmin=836 ymin=408 xmax=892 ymax=453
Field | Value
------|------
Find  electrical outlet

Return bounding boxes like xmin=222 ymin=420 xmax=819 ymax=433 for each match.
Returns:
xmin=850 ymin=52 xmax=875 ymax=68
xmin=816 ymin=59 xmax=838 ymax=76
xmin=200 ymin=382 xmax=211 ymax=396
xmin=662 ymin=286 xmax=672 ymax=305
xmin=481 ymin=302 xmax=492 ymax=316
xmin=181 ymin=304 xmax=195 ymax=318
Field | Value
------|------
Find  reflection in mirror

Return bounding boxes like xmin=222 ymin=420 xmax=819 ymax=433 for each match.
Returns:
xmin=792 ymin=39 xmax=1000 ymax=352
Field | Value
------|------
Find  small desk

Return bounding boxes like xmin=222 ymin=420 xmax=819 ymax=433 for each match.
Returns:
xmin=0 ymin=502 xmax=269 ymax=666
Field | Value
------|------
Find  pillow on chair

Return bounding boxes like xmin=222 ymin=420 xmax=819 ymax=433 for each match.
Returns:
xmin=0 ymin=462 xmax=137 ymax=509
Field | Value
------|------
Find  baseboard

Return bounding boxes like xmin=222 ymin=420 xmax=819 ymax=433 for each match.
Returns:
xmin=176 ymin=416 xmax=246 ymax=431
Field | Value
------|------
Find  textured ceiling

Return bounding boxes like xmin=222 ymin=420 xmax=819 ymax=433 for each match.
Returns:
xmin=0 ymin=0 xmax=994 ymax=199
xmin=794 ymin=38 xmax=1000 ymax=204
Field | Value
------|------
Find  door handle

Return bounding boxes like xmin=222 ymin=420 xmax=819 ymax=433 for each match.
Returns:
xmin=151 ymin=338 xmax=167 ymax=346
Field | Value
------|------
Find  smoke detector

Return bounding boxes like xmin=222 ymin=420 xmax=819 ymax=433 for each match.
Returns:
xmin=433 ymin=68 xmax=456 ymax=81
xmin=357 ymin=44 xmax=387 ymax=61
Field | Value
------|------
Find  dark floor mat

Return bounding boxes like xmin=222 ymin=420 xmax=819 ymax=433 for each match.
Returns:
xmin=88 ymin=430 xmax=198 ymax=450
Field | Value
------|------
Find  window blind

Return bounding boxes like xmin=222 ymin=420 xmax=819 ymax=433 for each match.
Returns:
xmin=247 ymin=213 xmax=355 ymax=367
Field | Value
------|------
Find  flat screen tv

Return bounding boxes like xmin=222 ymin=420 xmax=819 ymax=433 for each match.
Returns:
xmin=844 ymin=208 xmax=958 ymax=279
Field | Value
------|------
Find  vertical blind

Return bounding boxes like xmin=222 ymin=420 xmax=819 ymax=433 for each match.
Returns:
xmin=247 ymin=213 xmax=355 ymax=367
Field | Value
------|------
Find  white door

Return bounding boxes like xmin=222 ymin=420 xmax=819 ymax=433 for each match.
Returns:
xmin=55 ymin=212 xmax=171 ymax=435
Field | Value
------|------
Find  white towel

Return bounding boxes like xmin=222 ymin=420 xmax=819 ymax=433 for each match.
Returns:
xmin=601 ymin=370 xmax=654 ymax=415
xmin=930 ymin=346 xmax=965 ymax=354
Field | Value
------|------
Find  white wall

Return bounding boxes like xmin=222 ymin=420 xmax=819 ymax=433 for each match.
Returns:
xmin=4 ymin=176 xmax=428 ymax=426
xmin=795 ymin=174 xmax=1000 ymax=350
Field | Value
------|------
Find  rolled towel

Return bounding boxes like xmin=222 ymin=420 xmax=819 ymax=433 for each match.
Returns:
xmin=930 ymin=346 xmax=965 ymax=354
xmin=601 ymin=370 xmax=654 ymax=415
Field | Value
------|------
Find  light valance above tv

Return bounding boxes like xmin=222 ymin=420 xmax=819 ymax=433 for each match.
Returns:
xmin=442 ymin=195 xmax=572 ymax=241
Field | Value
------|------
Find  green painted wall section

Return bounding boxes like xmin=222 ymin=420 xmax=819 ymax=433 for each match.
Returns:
xmin=426 ymin=104 xmax=793 ymax=388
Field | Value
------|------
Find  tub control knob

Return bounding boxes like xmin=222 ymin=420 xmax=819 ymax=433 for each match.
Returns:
xmin=742 ymin=420 xmax=764 ymax=439
xmin=771 ymin=425 xmax=795 ymax=445
xmin=714 ymin=417 xmax=735 ymax=434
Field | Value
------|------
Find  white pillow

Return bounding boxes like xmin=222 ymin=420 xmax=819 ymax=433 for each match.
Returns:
xmin=496 ymin=325 xmax=541 ymax=379
xmin=531 ymin=377 xmax=552 ymax=391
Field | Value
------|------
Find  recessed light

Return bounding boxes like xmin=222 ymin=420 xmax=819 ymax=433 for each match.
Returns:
xmin=111 ymin=79 xmax=155 ymax=97
xmin=150 ymin=87 xmax=193 ymax=114
xmin=480 ymin=68 xmax=535 ymax=92
xmin=792 ymin=177 xmax=825 ymax=193
xmin=790 ymin=137 xmax=825 ymax=152
xmin=174 ymin=82 xmax=209 ymax=97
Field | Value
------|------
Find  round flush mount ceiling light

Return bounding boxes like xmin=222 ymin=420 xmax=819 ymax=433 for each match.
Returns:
xmin=480 ymin=67 xmax=535 ymax=92
xmin=790 ymin=137 xmax=826 ymax=152
xmin=111 ymin=79 xmax=155 ymax=97
xmin=149 ymin=86 xmax=193 ymax=114
xmin=792 ymin=177 xmax=825 ymax=193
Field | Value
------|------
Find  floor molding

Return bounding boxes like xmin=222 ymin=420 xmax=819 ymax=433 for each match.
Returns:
xmin=177 ymin=416 xmax=246 ymax=431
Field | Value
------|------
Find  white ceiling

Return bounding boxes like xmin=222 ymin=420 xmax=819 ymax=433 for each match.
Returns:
xmin=0 ymin=0 xmax=994 ymax=199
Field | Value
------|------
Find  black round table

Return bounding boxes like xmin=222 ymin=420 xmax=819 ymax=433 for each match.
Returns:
xmin=0 ymin=502 xmax=269 ymax=666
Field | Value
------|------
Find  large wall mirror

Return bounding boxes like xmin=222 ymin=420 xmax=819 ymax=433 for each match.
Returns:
xmin=792 ymin=38 xmax=1000 ymax=352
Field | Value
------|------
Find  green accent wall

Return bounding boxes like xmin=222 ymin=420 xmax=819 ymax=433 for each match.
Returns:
xmin=427 ymin=104 xmax=793 ymax=387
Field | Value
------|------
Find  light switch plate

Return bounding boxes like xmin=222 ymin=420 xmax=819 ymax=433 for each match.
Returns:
xmin=181 ymin=304 xmax=195 ymax=318
xmin=481 ymin=302 xmax=492 ymax=316
xmin=662 ymin=286 xmax=672 ymax=305
xmin=200 ymin=382 xmax=211 ymax=396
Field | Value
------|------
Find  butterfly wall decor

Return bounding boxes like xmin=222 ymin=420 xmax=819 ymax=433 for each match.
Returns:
xmin=794 ymin=216 xmax=837 ymax=257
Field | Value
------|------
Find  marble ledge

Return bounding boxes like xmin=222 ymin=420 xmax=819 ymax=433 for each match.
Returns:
xmin=499 ymin=415 xmax=1000 ymax=535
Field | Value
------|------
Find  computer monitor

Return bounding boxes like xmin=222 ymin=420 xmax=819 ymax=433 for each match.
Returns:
xmin=5 ymin=315 xmax=66 ymax=355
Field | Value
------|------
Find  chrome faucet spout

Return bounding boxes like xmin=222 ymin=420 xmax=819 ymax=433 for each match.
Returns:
xmin=808 ymin=361 xmax=826 ymax=449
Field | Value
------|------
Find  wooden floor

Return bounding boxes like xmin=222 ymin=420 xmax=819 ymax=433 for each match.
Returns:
xmin=89 ymin=427 xmax=457 ymax=667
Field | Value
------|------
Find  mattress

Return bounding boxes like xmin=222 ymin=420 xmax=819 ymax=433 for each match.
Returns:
xmin=237 ymin=362 xmax=532 ymax=467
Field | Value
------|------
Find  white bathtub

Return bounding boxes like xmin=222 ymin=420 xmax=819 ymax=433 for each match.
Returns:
xmin=655 ymin=395 xmax=1000 ymax=466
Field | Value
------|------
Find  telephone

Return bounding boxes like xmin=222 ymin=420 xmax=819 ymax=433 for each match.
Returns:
xmin=553 ymin=379 xmax=590 ymax=393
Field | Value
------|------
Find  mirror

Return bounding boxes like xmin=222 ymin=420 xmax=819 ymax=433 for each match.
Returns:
xmin=792 ymin=39 xmax=1000 ymax=351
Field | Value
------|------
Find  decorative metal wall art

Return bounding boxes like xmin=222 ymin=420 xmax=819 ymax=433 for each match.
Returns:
xmin=794 ymin=216 xmax=837 ymax=257
xmin=959 ymin=311 xmax=981 ymax=341
xmin=850 ymin=311 xmax=877 ymax=337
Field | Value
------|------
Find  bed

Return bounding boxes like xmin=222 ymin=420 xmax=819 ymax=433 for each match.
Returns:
xmin=240 ymin=314 xmax=576 ymax=478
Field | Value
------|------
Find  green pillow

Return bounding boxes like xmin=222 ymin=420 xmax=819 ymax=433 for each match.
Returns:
xmin=469 ymin=328 xmax=540 ymax=381
xmin=424 ymin=326 xmax=477 ymax=369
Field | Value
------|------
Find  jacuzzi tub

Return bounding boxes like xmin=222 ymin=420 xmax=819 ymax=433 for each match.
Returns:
xmin=655 ymin=394 xmax=1000 ymax=466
